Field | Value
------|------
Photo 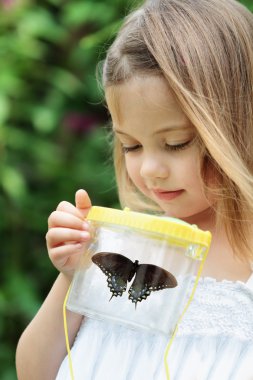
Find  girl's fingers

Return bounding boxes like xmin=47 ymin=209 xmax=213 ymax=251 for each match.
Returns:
xmin=48 ymin=211 xmax=89 ymax=230
xmin=49 ymin=243 xmax=84 ymax=266
xmin=46 ymin=227 xmax=90 ymax=248
xmin=75 ymin=189 xmax=92 ymax=218
xmin=49 ymin=243 xmax=86 ymax=275
xmin=56 ymin=200 xmax=84 ymax=219
xmin=46 ymin=191 xmax=92 ymax=276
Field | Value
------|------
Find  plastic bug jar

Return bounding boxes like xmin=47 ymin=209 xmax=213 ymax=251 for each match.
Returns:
xmin=66 ymin=206 xmax=211 ymax=335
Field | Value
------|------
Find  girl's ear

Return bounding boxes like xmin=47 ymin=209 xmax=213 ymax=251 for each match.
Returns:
xmin=75 ymin=189 xmax=92 ymax=218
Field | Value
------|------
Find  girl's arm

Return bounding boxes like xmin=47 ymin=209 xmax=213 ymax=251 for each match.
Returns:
xmin=16 ymin=273 xmax=82 ymax=380
xmin=16 ymin=190 xmax=92 ymax=380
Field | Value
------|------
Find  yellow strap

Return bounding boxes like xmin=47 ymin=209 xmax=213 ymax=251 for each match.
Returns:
xmin=164 ymin=253 xmax=208 ymax=380
xmin=63 ymin=284 xmax=75 ymax=380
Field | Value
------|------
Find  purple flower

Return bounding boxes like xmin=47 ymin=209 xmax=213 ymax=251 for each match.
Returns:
xmin=63 ymin=112 xmax=100 ymax=134
xmin=1 ymin=0 xmax=15 ymax=10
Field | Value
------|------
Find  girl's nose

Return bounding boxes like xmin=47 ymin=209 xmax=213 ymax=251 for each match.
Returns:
xmin=140 ymin=154 xmax=169 ymax=179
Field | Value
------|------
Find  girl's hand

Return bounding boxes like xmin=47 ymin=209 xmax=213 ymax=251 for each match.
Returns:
xmin=46 ymin=189 xmax=92 ymax=280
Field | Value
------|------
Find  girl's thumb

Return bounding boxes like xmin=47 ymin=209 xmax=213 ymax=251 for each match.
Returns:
xmin=75 ymin=189 xmax=92 ymax=218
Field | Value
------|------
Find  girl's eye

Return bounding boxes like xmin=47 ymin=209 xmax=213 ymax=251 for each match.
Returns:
xmin=122 ymin=138 xmax=195 ymax=153
xmin=122 ymin=144 xmax=142 ymax=153
xmin=165 ymin=139 xmax=194 ymax=152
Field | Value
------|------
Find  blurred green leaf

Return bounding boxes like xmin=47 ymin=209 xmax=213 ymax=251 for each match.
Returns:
xmin=80 ymin=20 xmax=122 ymax=49
xmin=1 ymin=271 xmax=41 ymax=317
xmin=32 ymin=106 xmax=59 ymax=133
xmin=0 ymin=70 xmax=24 ymax=96
xmin=0 ymin=368 xmax=17 ymax=380
xmin=12 ymin=34 xmax=47 ymax=60
xmin=0 ymin=93 xmax=10 ymax=124
xmin=2 ymin=165 xmax=27 ymax=200
xmin=18 ymin=8 xmax=67 ymax=43
xmin=62 ymin=2 xmax=117 ymax=27
xmin=241 ymin=0 xmax=253 ymax=11
xmin=49 ymin=68 xmax=83 ymax=97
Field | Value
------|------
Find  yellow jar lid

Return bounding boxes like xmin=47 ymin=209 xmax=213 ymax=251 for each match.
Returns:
xmin=86 ymin=206 xmax=212 ymax=253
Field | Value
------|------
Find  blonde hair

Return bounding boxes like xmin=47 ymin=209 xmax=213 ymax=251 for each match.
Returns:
xmin=103 ymin=0 xmax=253 ymax=261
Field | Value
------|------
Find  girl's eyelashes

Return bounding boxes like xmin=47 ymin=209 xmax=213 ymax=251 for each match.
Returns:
xmin=122 ymin=139 xmax=195 ymax=153
xmin=165 ymin=139 xmax=194 ymax=152
xmin=122 ymin=144 xmax=142 ymax=153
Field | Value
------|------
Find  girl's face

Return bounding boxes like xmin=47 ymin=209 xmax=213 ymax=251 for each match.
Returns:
xmin=108 ymin=76 xmax=213 ymax=224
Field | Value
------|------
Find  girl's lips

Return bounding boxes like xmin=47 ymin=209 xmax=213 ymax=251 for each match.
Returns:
xmin=152 ymin=189 xmax=184 ymax=201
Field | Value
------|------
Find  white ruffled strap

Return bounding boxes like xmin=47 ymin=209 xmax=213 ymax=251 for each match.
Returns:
xmin=246 ymin=263 xmax=253 ymax=290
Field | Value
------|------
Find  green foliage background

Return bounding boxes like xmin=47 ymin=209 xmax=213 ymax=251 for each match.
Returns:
xmin=0 ymin=0 xmax=252 ymax=379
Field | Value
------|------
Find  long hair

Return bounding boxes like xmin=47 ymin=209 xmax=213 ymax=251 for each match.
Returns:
xmin=103 ymin=0 xmax=253 ymax=261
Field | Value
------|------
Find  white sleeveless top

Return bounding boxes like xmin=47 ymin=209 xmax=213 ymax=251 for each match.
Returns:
xmin=56 ymin=274 xmax=253 ymax=380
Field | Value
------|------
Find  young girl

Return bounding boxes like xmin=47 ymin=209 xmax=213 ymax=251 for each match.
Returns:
xmin=16 ymin=0 xmax=253 ymax=379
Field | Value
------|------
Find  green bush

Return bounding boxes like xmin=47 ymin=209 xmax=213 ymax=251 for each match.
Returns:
xmin=0 ymin=0 xmax=141 ymax=378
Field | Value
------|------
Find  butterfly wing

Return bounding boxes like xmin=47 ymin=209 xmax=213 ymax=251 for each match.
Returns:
xmin=128 ymin=264 xmax=177 ymax=305
xmin=92 ymin=252 xmax=136 ymax=299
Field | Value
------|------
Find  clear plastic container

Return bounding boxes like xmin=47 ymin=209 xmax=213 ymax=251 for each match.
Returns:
xmin=67 ymin=207 xmax=211 ymax=335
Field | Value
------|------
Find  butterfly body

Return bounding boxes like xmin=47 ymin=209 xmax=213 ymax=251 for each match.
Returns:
xmin=92 ymin=252 xmax=177 ymax=306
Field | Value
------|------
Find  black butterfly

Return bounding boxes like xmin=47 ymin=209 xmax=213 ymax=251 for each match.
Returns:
xmin=92 ymin=252 xmax=177 ymax=306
